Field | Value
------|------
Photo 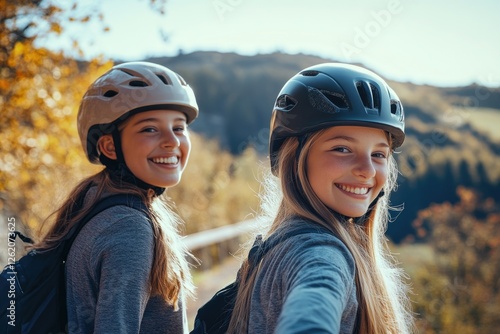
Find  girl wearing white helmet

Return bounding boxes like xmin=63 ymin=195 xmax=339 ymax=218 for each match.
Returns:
xmin=36 ymin=62 xmax=198 ymax=333
xmin=227 ymin=63 xmax=414 ymax=333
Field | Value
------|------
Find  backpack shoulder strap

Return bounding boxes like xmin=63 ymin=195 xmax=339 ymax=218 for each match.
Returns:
xmin=60 ymin=194 xmax=147 ymax=257
xmin=248 ymin=223 xmax=328 ymax=270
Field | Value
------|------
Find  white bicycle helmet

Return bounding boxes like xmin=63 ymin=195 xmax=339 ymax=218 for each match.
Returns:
xmin=78 ymin=62 xmax=199 ymax=164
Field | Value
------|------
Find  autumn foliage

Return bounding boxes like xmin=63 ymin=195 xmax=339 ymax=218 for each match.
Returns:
xmin=1 ymin=2 xmax=500 ymax=332
xmin=1 ymin=1 xmax=111 ymax=231
xmin=409 ymin=187 xmax=500 ymax=333
xmin=0 ymin=2 xmax=267 ymax=248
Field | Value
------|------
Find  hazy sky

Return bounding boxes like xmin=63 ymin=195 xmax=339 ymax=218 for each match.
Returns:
xmin=42 ymin=0 xmax=500 ymax=87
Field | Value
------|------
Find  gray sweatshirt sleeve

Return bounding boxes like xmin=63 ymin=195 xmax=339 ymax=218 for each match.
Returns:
xmin=88 ymin=210 xmax=154 ymax=333
xmin=276 ymin=237 xmax=356 ymax=333
xmin=67 ymin=205 xmax=187 ymax=333
xmin=249 ymin=229 xmax=358 ymax=334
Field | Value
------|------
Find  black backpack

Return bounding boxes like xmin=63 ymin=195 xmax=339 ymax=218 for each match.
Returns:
xmin=191 ymin=225 xmax=323 ymax=334
xmin=1 ymin=194 xmax=146 ymax=334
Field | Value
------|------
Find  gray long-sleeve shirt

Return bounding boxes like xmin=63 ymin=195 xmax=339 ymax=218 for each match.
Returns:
xmin=66 ymin=193 xmax=187 ymax=334
xmin=249 ymin=220 xmax=358 ymax=334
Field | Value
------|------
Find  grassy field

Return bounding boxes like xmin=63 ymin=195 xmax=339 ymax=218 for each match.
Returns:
xmin=394 ymin=242 xmax=435 ymax=275
xmin=464 ymin=107 xmax=500 ymax=141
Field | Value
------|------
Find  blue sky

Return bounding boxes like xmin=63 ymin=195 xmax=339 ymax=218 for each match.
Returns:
xmin=42 ymin=0 xmax=500 ymax=87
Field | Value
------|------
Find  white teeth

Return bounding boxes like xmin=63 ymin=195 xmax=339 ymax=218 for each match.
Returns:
xmin=152 ymin=157 xmax=178 ymax=164
xmin=338 ymin=184 xmax=369 ymax=195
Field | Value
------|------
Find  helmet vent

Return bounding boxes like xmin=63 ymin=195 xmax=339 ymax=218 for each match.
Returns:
xmin=119 ymin=69 xmax=135 ymax=76
xmin=391 ymin=100 xmax=401 ymax=115
xmin=129 ymin=80 xmax=148 ymax=87
xmin=356 ymin=81 xmax=380 ymax=110
xmin=300 ymin=70 xmax=319 ymax=77
xmin=103 ymin=90 xmax=118 ymax=97
xmin=156 ymin=74 xmax=170 ymax=85
xmin=176 ymin=74 xmax=187 ymax=86
xmin=309 ymin=87 xmax=344 ymax=114
xmin=370 ymin=84 xmax=380 ymax=109
xmin=321 ymin=90 xmax=349 ymax=109
xmin=276 ymin=94 xmax=297 ymax=111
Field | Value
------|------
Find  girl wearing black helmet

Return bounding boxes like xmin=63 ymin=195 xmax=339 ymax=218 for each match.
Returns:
xmin=35 ymin=62 xmax=198 ymax=333
xmin=227 ymin=63 xmax=413 ymax=333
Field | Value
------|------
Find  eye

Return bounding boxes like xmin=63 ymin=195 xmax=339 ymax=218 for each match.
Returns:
xmin=331 ymin=146 xmax=350 ymax=153
xmin=372 ymin=152 xmax=387 ymax=159
xmin=173 ymin=122 xmax=188 ymax=132
xmin=173 ymin=125 xmax=186 ymax=132
xmin=140 ymin=127 xmax=157 ymax=133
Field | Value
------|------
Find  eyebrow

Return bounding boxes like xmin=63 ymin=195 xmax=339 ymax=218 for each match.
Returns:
xmin=131 ymin=117 xmax=187 ymax=126
xmin=325 ymin=135 xmax=390 ymax=148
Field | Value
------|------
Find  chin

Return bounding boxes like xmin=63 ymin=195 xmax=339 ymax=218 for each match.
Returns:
xmin=148 ymin=175 xmax=182 ymax=188
xmin=339 ymin=207 xmax=369 ymax=218
xmin=162 ymin=179 xmax=182 ymax=188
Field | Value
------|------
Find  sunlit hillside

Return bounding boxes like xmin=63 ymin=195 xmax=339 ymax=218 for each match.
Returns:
xmin=2 ymin=50 xmax=499 ymax=247
xmin=145 ymin=51 xmax=500 ymax=242
xmin=2 ymin=3 xmax=499 ymax=332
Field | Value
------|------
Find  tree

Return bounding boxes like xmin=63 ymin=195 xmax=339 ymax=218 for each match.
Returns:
xmin=411 ymin=187 xmax=500 ymax=333
xmin=168 ymin=135 xmax=262 ymax=235
xmin=0 ymin=0 xmax=166 ymax=232
xmin=0 ymin=0 xmax=263 ymax=247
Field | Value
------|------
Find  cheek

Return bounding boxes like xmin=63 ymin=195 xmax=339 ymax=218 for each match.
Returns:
xmin=376 ymin=165 xmax=389 ymax=188
xmin=120 ymin=127 xmax=142 ymax=147
xmin=180 ymin=137 xmax=191 ymax=161
xmin=119 ymin=131 xmax=133 ymax=155
xmin=121 ymin=133 xmax=145 ymax=156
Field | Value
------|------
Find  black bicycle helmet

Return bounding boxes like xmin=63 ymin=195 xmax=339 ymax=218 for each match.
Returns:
xmin=269 ymin=63 xmax=405 ymax=174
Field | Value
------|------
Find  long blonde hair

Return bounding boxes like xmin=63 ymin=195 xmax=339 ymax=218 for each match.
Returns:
xmin=228 ymin=130 xmax=414 ymax=333
xmin=35 ymin=168 xmax=194 ymax=310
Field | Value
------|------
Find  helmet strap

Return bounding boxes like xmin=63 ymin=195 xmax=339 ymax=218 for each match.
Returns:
xmin=351 ymin=190 xmax=385 ymax=225
xmin=99 ymin=130 xmax=165 ymax=196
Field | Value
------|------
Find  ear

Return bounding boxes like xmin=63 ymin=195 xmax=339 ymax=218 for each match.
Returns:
xmin=97 ymin=134 xmax=117 ymax=160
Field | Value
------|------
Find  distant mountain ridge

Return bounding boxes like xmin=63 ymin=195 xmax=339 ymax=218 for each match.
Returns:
xmin=143 ymin=51 xmax=499 ymax=154
xmin=141 ymin=51 xmax=500 ymax=242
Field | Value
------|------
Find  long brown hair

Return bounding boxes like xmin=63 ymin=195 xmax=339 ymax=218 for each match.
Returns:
xmin=228 ymin=130 xmax=413 ymax=333
xmin=35 ymin=168 xmax=194 ymax=310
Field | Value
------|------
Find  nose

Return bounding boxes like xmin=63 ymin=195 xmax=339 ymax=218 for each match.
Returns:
xmin=161 ymin=129 xmax=180 ymax=148
xmin=352 ymin=154 xmax=376 ymax=179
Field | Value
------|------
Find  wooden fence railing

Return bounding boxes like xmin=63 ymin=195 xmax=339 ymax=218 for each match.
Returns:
xmin=183 ymin=219 xmax=258 ymax=270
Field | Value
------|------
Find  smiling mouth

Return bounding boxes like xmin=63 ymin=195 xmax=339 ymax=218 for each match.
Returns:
xmin=151 ymin=156 xmax=179 ymax=165
xmin=336 ymin=184 xmax=370 ymax=195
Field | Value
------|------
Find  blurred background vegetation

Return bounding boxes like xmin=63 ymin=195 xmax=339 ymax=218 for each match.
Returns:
xmin=1 ymin=1 xmax=499 ymax=332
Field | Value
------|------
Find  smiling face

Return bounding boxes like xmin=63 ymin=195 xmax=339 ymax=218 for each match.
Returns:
xmin=306 ymin=126 xmax=390 ymax=218
xmin=119 ymin=109 xmax=191 ymax=188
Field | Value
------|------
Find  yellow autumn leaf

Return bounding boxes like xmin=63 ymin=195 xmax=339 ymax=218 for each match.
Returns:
xmin=50 ymin=22 xmax=63 ymax=34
